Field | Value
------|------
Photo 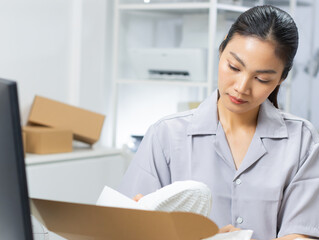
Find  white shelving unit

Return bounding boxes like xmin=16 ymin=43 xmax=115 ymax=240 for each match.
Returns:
xmin=118 ymin=2 xmax=211 ymax=10
xmin=110 ymin=0 xmax=300 ymax=147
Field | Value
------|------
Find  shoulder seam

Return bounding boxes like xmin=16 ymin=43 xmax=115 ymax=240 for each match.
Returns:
xmin=302 ymin=122 xmax=319 ymax=144
xmin=281 ymin=113 xmax=319 ymax=143
xmin=153 ymin=110 xmax=195 ymax=126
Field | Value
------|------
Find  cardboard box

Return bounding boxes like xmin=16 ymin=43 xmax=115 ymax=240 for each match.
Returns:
xmin=23 ymin=126 xmax=73 ymax=154
xmin=31 ymin=198 xmax=219 ymax=240
xmin=188 ymin=102 xmax=201 ymax=109
xmin=28 ymin=96 xmax=105 ymax=145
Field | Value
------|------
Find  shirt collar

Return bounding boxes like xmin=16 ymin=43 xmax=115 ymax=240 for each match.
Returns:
xmin=256 ymin=99 xmax=288 ymax=138
xmin=187 ymin=89 xmax=288 ymax=138
xmin=187 ymin=90 xmax=219 ymax=135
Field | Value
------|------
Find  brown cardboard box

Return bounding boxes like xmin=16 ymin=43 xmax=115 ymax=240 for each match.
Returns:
xmin=188 ymin=102 xmax=201 ymax=109
xmin=31 ymin=198 xmax=219 ymax=240
xmin=23 ymin=126 xmax=73 ymax=154
xmin=28 ymin=96 xmax=105 ymax=145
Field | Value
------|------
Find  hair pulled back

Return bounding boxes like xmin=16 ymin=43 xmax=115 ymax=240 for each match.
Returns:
xmin=219 ymin=5 xmax=299 ymax=108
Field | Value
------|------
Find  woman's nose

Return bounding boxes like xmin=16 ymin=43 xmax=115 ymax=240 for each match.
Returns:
xmin=234 ymin=75 xmax=251 ymax=95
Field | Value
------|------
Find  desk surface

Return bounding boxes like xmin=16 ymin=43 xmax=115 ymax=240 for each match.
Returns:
xmin=25 ymin=147 xmax=122 ymax=166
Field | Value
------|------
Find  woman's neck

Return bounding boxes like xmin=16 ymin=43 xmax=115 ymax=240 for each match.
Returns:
xmin=217 ymin=99 xmax=259 ymax=132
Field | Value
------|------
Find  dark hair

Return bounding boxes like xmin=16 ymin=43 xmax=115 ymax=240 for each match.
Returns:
xmin=219 ymin=5 xmax=299 ymax=108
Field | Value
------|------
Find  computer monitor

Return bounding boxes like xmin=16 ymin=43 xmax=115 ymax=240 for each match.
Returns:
xmin=0 ymin=78 xmax=33 ymax=240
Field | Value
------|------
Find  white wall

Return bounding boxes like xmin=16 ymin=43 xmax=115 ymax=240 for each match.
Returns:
xmin=78 ymin=0 xmax=114 ymax=146
xmin=290 ymin=1 xmax=318 ymax=127
xmin=0 ymin=0 xmax=72 ymax=122
xmin=309 ymin=1 xmax=319 ymax=128
xmin=0 ymin=0 xmax=113 ymax=146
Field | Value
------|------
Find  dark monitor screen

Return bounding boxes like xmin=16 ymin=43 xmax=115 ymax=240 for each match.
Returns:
xmin=0 ymin=78 xmax=33 ymax=240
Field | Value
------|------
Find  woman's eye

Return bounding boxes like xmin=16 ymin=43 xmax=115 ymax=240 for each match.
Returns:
xmin=228 ymin=64 xmax=239 ymax=72
xmin=256 ymin=77 xmax=269 ymax=83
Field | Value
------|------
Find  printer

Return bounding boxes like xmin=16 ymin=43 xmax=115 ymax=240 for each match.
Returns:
xmin=129 ymin=48 xmax=208 ymax=82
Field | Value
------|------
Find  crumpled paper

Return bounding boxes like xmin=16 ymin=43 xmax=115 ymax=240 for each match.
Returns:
xmin=203 ymin=230 xmax=253 ymax=240
xmin=97 ymin=180 xmax=212 ymax=216
xmin=138 ymin=180 xmax=212 ymax=217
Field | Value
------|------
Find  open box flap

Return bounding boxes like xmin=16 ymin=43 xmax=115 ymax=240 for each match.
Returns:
xmin=31 ymin=198 xmax=218 ymax=240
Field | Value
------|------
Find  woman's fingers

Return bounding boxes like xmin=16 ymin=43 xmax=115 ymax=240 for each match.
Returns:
xmin=218 ymin=224 xmax=241 ymax=233
xmin=230 ymin=227 xmax=241 ymax=232
xmin=133 ymin=194 xmax=144 ymax=202
xmin=219 ymin=224 xmax=233 ymax=233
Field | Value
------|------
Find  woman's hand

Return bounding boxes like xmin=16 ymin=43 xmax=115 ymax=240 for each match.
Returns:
xmin=273 ymin=234 xmax=310 ymax=240
xmin=218 ymin=224 xmax=241 ymax=233
xmin=219 ymin=225 xmax=256 ymax=240
xmin=133 ymin=194 xmax=144 ymax=202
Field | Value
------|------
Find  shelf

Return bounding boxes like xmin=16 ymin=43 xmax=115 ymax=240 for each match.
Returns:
xmin=267 ymin=0 xmax=312 ymax=7
xmin=118 ymin=1 xmax=312 ymax=12
xmin=25 ymin=147 xmax=122 ymax=166
xmin=119 ymin=2 xmax=252 ymax=13
xmin=118 ymin=2 xmax=210 ymax=11
xmin=217 ymin=3 xmax=249 ymax=12
xmin=117 ymin=78 xmax=209 ymax=87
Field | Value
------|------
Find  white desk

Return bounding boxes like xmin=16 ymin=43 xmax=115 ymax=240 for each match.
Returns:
xmin=26 ymin=147 xmax=130 ymax=240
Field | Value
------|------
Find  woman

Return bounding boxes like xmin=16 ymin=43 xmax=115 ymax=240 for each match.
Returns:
xmin=118 ymin=5 xmax=319 ymax=240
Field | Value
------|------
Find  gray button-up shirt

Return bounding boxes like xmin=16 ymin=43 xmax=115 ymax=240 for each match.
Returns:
xmin=119 ymin=90 xmax=319 ymax=239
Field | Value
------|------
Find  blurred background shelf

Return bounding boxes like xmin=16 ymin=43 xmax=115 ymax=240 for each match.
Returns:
xmin=117 ymin=78 xmax=210 ymax=87
xmin=111 ymin=0 xmax=317 ymax=148
xmin=118 ymin=2 xmax=211 ymax=11
xmin=217 ymin=3 xmax=249 ymax=12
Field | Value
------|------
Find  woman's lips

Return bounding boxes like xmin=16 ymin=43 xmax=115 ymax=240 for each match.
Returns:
xmin=229 ymin=95 xmax=248 ymax=104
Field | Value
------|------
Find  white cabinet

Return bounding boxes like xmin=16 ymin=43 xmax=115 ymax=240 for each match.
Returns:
xmin=111 ymin=0 xmax=311 ymax=147
xmin=26 ymin=147 xmax=128 ymax=204
xmin=26 ymin=148 xmax=129 ymax=240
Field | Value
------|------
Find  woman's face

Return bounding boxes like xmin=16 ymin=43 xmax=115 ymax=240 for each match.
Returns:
xmin=218 ymin=34 xmax=285 ymax=115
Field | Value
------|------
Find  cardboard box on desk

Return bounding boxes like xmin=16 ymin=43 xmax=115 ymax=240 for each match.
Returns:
xmin=28 ymin=96 xmax=105 ymax=145
xmin=23 ymin=126 xmax=73 ymax=154
xmin=31 ymin=198 xmax=219 ymax=240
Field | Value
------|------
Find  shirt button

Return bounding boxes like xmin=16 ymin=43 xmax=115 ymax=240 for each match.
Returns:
xmin=236 ymin=217 xmax=243 ymax=224
xmin=235 ymin=179 xmax=242 ymax=185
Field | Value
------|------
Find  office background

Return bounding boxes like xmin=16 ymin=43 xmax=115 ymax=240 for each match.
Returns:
xmin=0 ymin=0 xmax=318 ymax=149
xmin=0 ymin=1 xmax=318 ymax=239
xmin=0 ymin=0 xmax=319 ymax=148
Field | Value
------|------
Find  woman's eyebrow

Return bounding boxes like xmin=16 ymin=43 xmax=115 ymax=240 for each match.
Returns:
xmin=256 ymin=69 xmax=277 ymax=74
xmin=230 ymin=51 xmax=246 ymax=67
xmin=229 ymin=51 xmax=277 ymax=74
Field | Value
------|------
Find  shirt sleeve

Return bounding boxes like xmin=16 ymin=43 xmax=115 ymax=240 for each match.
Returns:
xmin=117 ymin=124 xmax=172 ymax=198
xmin=277 ymin=127 xmax=319 ymax=238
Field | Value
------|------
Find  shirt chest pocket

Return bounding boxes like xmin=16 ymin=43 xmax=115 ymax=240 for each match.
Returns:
xmin=231 ymin=179 xmax=283 ymax=239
